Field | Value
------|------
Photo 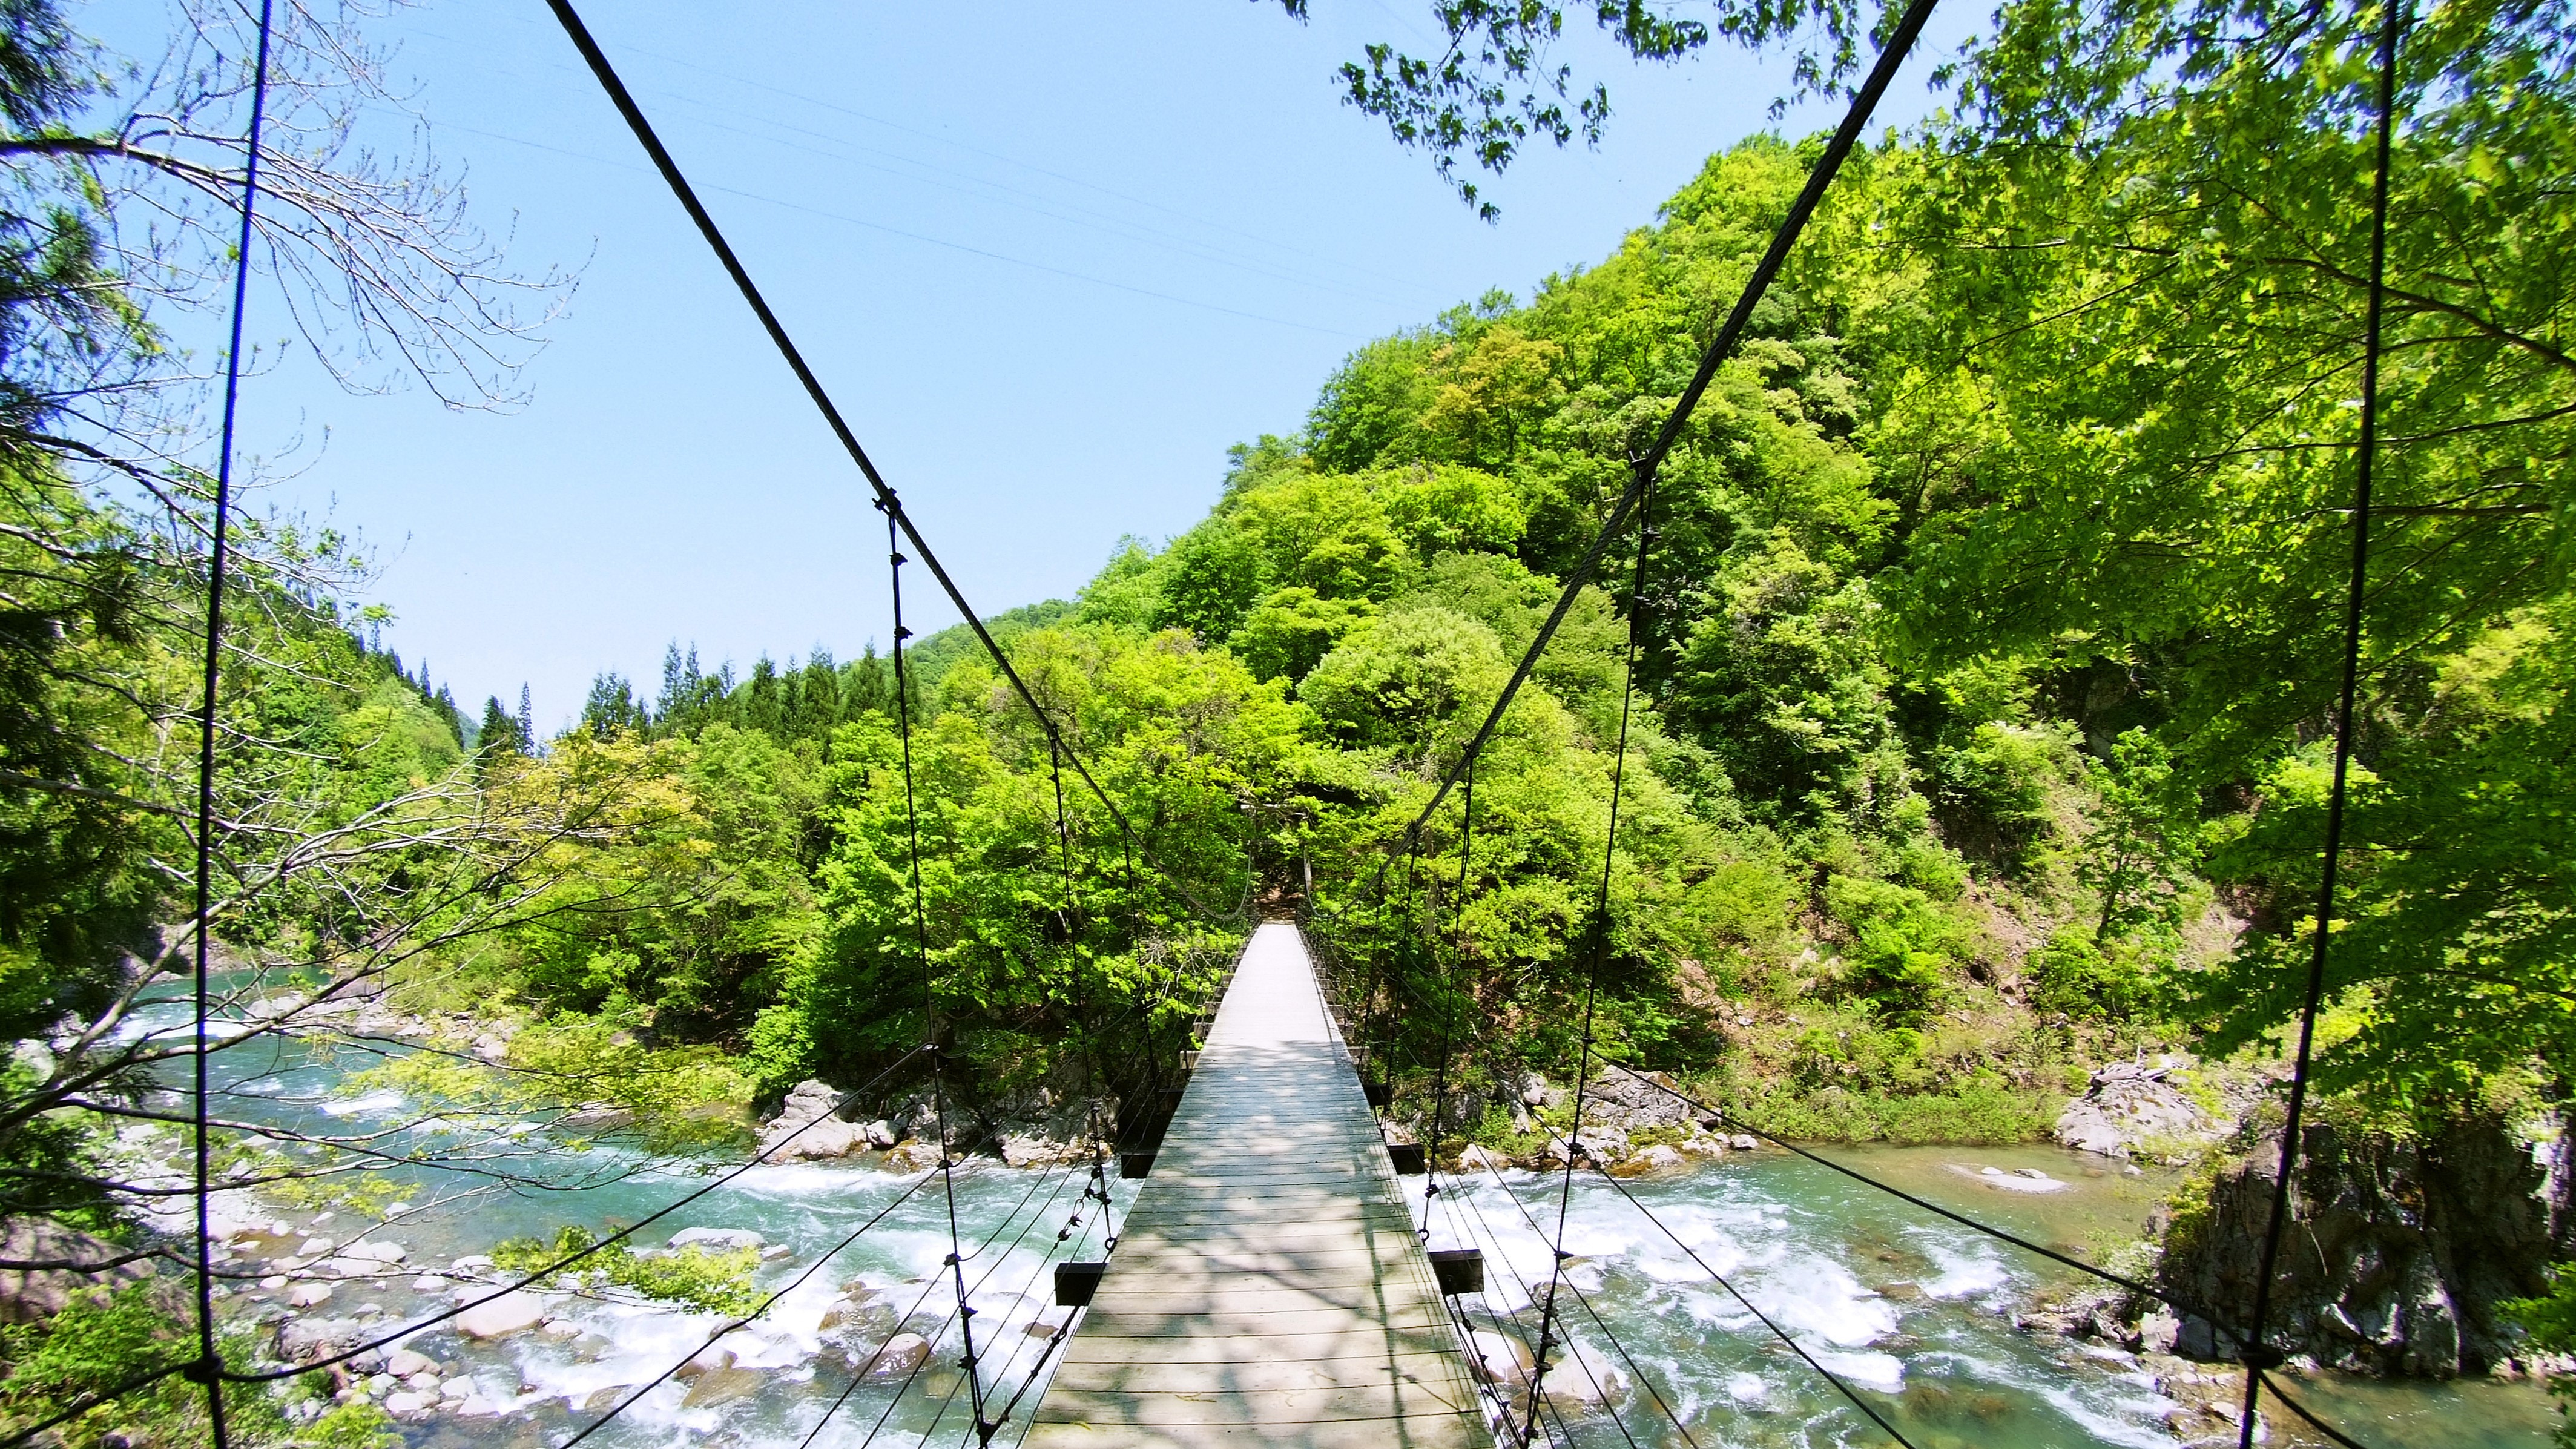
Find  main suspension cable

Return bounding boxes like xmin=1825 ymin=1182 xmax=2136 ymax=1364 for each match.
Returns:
xmin=1351 ymin=0 xmax=1945 ymax=903
xmin=183 ymin=3 xmax=277 ymax=1441
xmin=2236 ymin=4 xmax=2407 ymax=1444
xmin=540 ymin=0 xmax=1239 ymax=934
xmin=1520 ymin=409 xmax=1659 ymax=1445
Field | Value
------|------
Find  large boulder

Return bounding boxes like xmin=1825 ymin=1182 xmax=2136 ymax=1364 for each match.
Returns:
xmin=770 ymin=1118 xmax=868 ymax=1160
xmin=881 ymin=1141 xmax=946 ymax=1174
xmin=1538 ymin=1127 xmax=1629 ymax=1169
xmin=276 ymin=1315 xmax=368 ymax=1361
xmin=682 ymin=1365 xmax=764 ymax=1407
xmin=1544 ymin=1339 xmax=1630 ymax=1404
xmin=1580 ymin=1069 xmax=1695 ymax=1134
xmin=2152 ymin=1113 xmax=2570 ymax=1376
xmin=1469 ymin=1330 xmax=1533 ymax=1386
xmin=0 ymin=1220 xmax=169 ymax=1324
xmin=2055 ymin=1059 xmax=2227 ymax=1160
xmin=1610 ymin=1144 xmax=1686 ymax=1178
xmin=758 ymin=1080 xmax=863 ymax=1159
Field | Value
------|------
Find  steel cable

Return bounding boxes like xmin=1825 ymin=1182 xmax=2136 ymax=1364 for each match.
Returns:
xmin=558 ymin=1166 xmax=940 ymax=1446
xmin=883 ymin=507 xmax=1000 ymax=1444
xmin=2235 ymin=4 xmax=2408 ymax=1444
xmin=1346 ymin=0 xmax=1946 ymax=906
xmin=1435 ymin=1164 xmax=1636 ymax=1447
xmin=1585 ymin=1164 xmax=1920 ymax=1447
xmin=219 ymin=1043 xmax=929 ymax=1385
xmin=848 ymin=1162 xmax=1084 ymax=1449
xmin=182 ymin=3 xmax=277 ymax=1441
xmin=1573 ymin=1062 xmax=2383 ymax=1449
xmin=1521 ymin=450 xmax=1656 ymax=1445
xmin=540 ymin=0 xmax=1245 ymax=937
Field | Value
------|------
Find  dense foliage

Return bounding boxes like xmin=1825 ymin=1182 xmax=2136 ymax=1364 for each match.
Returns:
xmin=0 ymin=0 xmax=2568 ymax=1424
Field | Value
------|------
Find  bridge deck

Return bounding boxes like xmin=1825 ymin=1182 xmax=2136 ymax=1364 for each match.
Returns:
xmin=1021 ymin=922 xmax=1487 ymax=1448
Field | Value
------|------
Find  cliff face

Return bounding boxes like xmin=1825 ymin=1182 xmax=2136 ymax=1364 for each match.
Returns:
xmin=2153 ymin=1114 xmax=2569 ymax=1376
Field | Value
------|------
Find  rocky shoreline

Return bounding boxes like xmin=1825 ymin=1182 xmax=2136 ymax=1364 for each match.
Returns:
xmin=70 ymin=988 xmax=2550 ymax=1438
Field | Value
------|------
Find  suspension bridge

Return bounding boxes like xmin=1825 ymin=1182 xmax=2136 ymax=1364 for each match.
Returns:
xmin=1023 ymin=923 xmax=1484 ymax=1446
xmin=22 ymin=0 xmax=2416 ymax=1440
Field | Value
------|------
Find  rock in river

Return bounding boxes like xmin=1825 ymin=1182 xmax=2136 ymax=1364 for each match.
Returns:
xmin=859 ymin=1332 xmax=931 ymax=1379
xmin=682 ymin=1366 xmax=765 ymax=1408
xmin=669 ymin=1227 xmax=765 ymax=1252
xmin=453 ymin=1289 xmax=549 ymax=1339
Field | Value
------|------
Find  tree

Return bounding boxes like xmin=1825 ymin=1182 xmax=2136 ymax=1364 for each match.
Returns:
xmin=582 ymin=671 xmax=644 ymax=736
xmin=2075 ymin=730 xmax=2200 ymax=945
xmin=1265 ymin=1 xmax=1719 ymax=217
xmin=478 ymin=695 xmax=522 ymax=758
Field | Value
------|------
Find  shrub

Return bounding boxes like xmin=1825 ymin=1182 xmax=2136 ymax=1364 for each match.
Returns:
xmin=492 ymin=1226 xmax=763 ymax=1318
xmin=2028 ymin=927 xmax=2153 ymax=1021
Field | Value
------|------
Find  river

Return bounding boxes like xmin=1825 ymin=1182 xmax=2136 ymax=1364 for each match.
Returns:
xmin=133 ymin=991 xmax=2559 ymax=1448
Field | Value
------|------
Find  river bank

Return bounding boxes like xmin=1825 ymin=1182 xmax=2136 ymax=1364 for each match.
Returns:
xmin=101 ymin=999 xmax=2551 ymax=1448
xmin=184 ymin=1130 xmax=2556 ymax=1448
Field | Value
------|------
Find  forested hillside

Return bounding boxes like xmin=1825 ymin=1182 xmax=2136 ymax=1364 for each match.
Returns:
xmin=317 ymin=113 xmax=2557 ymax=1168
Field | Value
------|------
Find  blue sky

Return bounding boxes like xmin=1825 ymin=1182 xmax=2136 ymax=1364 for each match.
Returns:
xmin=213 ymin=0 xmax=1971 ymax=729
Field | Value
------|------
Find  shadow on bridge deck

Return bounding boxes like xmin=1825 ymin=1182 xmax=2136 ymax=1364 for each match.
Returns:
xmin=1020 ymin=921 xmax=1487 ymax=1448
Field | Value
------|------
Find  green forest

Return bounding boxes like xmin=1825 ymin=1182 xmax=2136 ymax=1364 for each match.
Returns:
xmin=0 ymin=0 xmax=2569 ymax=1441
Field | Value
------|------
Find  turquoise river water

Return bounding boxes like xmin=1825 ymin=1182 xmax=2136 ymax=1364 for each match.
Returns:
xmin=130 ymin=991 xmax=2558 ymax=1448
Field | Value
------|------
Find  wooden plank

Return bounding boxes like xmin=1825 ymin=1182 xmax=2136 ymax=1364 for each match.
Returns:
xmin=1048 ymin=1350 xmax=1470 ymax=1396
xmin=1021 ymin=922 xmax=1486 ymax=1449
xmin=1061 ymin=1327 xmax=1461 ymax=1364
xmin=1025 ymin=1371 xmax=1473 ymax=1413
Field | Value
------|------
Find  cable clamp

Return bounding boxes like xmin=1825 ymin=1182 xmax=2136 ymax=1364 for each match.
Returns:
xmin=891 ymin=552 xmax=908 ymax=566
xmin=182 ymin=1354 xmax=219 ymax=1386
xmin=944 ymin=1252 xmax=961 ymax=1266
xmin=2241 ymin=1344 xmax=2287 ymax=1370
xmin=894 ymin=625 xmax=914 ymax=640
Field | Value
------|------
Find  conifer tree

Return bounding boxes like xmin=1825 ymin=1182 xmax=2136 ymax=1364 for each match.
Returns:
xmin=478 ymin=696 xmax=519 ymax=756
xmin=742 ymin=656 xmax=785 ymax=737
xmin=845 ymin=644 xmax=888 ymax=718
xmin=793 ymin=648 xmax=840 ymax=741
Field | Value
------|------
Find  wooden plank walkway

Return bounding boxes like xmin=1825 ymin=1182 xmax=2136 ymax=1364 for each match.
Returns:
xmin=1021 ymin=922 xmax=1489 ymax=1448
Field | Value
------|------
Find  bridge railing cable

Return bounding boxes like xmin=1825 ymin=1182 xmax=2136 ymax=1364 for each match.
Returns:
xmin=1580 ymin=1163 xmax=1921 ymax=1447
xmin=1432 ymin=1178 xmax=1618 ymax=1445
xmin=790 ymin=1158 xmax=1074 ymax=1449
xmin=846 ymin=1161 xmax=1087 ymax=1449
xmin=1441 ymin=1161 xmax=1693 ymax=1449
xmin=558 ymin=1166 xmax=941 ymax=1445
xmin=209 ymin=1042 xmax=931 ymax=1388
